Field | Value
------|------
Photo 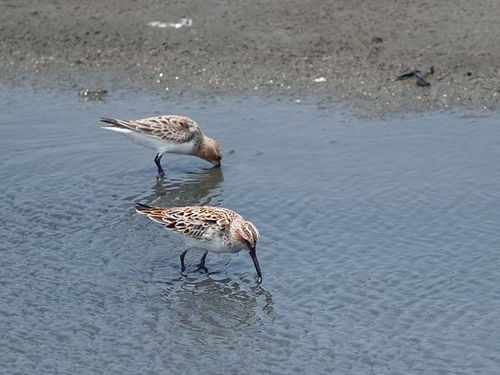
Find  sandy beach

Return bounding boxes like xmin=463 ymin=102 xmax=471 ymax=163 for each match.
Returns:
xmin=1 ymin=0 xmax=499 ymax=113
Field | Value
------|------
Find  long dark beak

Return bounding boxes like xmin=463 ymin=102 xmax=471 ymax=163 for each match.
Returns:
xmin=249 ymin=248 xmax=262 ymax=283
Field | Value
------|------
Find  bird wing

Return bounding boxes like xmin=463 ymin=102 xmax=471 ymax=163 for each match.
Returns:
xmin=100 ymin=115 xmax=200 ymax=143
xmin=135 ymin=204 xmax=236 ymax=241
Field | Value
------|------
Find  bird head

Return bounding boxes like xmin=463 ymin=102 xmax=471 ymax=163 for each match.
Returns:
xmin=234 ymin=220 xmax=262 ymax=282
xmin=199 ymin=136 xmax=223 ymax=166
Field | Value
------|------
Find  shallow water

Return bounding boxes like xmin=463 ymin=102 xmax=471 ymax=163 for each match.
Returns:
xmin=1 ymin=86 xmax=499 ymax=374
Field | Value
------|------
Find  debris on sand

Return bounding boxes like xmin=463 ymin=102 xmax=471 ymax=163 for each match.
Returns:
xmin=397 ymin=66 xmax=434 ymax=87
xmin=78 ymin=89 xmax=108 ymax=101
xmin=147 ymin=19 xmax=193 ymax=29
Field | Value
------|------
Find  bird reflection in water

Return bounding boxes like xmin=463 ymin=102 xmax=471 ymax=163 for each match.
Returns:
xmin=142 ymin=275 xmax=274 ymax=335
xmin=146 ymin=166 xmax=224 ymax=207
xmin=136 ymin=167 xmax=273 ymax=332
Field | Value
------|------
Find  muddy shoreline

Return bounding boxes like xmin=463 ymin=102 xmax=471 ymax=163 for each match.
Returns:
xmin=1 ymin=0 xmax=499 ymax=113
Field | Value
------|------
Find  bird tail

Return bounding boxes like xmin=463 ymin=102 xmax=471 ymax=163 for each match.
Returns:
xmin=100 ymin=117 xmax=134 ymax=128
xmin=135 ymin=202 xmax=169 ymax=225
xmin=100 ymin=117 xmax=137 ymax=134
xmin=135 ymin=202 xmax=155 ymax=215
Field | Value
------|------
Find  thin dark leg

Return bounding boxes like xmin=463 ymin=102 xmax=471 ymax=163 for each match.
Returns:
xmin=154 ymin=153 xmax=165 ymax=177
xmin=197 ymin=251 xmax=208 ymax=272
xmin=180 ymin=250 xmax=188 ymax=273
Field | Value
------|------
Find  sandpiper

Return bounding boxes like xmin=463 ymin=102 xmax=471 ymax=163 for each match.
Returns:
xmin=100 ymin=115 xmax=222 ymax=177
xmin=135 ymin=203 xmax=262 ymax=282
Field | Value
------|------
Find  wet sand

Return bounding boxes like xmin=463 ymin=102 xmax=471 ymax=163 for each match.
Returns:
xmin=1 ymin=0 xmax=499 ymax=113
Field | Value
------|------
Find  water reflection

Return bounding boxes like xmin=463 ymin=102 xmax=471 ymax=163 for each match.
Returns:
xmin=141 ymin=275 xmax=274 ymax=336
xmin=144 ymin=166 xmax=224 ymax=207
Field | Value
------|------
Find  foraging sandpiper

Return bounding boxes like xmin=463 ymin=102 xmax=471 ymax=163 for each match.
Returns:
xmin=135 ymin=203 xmax=262 ymax=282
xmin=101 ymin=115 xmax=222 ymax=177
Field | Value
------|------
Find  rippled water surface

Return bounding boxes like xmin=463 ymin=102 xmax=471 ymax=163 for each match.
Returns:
xmin=1 ymin=86 xmax=499 ymax=374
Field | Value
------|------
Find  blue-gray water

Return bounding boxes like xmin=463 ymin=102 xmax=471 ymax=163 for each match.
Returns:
xmin=1 ymin=86 xmax=499 ymax=374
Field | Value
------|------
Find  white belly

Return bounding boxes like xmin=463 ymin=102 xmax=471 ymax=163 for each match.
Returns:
xmin=183 ymin=236 xmax=241 ymax=254
xmin=104 ymin=127 xmax=195 ymax=155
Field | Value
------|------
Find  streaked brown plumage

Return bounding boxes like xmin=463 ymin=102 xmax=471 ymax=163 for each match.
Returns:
xmin=135 ymin=203 xmax=262 ymax=282
xmin=100 ymin=115 xmax=222 ymax=177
